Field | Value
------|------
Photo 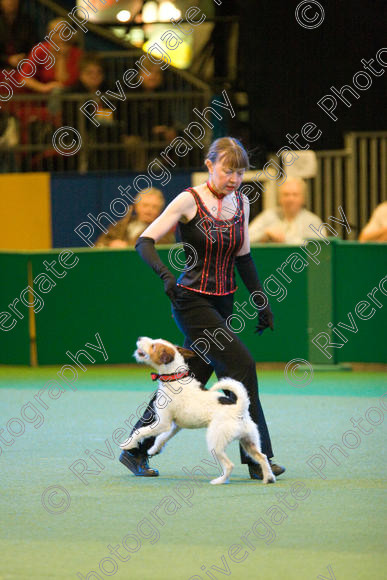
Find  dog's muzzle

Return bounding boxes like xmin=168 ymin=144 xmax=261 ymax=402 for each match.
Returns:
xmin=134 ymin=347 xmax=148 ymax=361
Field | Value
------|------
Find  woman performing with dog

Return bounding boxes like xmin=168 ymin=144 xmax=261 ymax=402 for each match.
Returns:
xmin=119 ymin=137 xmax=285 ymax=481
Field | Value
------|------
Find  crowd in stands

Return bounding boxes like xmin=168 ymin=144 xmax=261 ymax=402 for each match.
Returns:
xmin=0 ymin=1 xmax=384 ymax=245
xmin=90 ymin=180 xmax=387 ymax=249
xmin=0 ymin=0 xmax=180 ymax=172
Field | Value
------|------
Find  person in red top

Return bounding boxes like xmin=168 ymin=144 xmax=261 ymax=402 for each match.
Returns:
xmin=18 ymin=17 xmax=82 ymax=94
xmin=119 ymin=137 xmax=286 ymax=481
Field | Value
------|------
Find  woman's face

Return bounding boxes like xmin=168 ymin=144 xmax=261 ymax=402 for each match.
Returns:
xmin=136 ymin=194 xmax=163 ymax=223
xmin=80 ymin=64 xmax=104 ymax=92
xmin=47 ymin=21 xmax=73 ymax=53
xmin=206 ymin=155 xmax=245 ymax=195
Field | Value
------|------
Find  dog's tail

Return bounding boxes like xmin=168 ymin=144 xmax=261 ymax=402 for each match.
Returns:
xmin=209 ymin=378 xmax=250 ymax=414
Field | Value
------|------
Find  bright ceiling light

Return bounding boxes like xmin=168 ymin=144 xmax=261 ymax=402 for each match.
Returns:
xmin=116 ymin=10 xmax=131 ymax=22
xmin=142 ymin=1 xmax=158 ymax=23
xmin=159 ymin=1 xmax=181 ymax=21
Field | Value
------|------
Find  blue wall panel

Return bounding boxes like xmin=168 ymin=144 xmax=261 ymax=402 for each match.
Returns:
xmin=50 ymin=174 xmax=101 ymax=248
xmin=51 ymin=172 xmax=193 ymax=249
xmin=100 ymin=171 xmax=192 ymax=209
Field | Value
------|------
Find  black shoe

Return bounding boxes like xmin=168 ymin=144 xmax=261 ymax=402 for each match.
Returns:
xmin=119 ymin=450 xmax=159 ymax=477
xmin=248 ymin=460 xmax=285 ymax=480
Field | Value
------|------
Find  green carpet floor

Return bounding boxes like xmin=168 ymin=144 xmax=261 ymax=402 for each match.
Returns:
xmin=0 ymin=367 xmax=385 ymax=580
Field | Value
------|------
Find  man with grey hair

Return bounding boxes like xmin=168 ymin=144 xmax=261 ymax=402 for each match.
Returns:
xmin=249 ymin=177 xmax=324 ymax=243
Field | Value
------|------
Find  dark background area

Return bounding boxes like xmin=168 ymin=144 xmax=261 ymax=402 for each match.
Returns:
xmin=56 ymin=1 xmax=386 ymax=152
xmin=235 ymin=0 xmax=386 ymax=151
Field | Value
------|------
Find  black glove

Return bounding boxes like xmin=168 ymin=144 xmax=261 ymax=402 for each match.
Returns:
xmin=162 ymin=271 xmax=178 ymax=305
xmin=235 ymin=252 xmax=274 ymax=335
xmin=255 ymin=307 xmax=274 ymax=336
xmin=135 ymin=236 xmax=178 ymax=306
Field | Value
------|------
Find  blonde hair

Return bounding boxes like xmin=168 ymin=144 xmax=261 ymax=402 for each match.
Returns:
xmin=134 ymin=188 xmax=165 ymax=208
xmin=206 ymin=137 xmax=250 ymax=170
xmin=47 ymin=17 xmax=78 ymax=43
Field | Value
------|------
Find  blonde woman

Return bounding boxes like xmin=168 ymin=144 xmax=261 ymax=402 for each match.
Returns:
xmin=18 ymin=18 xmax=82 ymax=93
xmin=96 ymin=188 xmax=175 ymax=247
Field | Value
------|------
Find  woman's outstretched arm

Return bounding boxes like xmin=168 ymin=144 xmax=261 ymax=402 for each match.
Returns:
xmin=135 ymin=191 xmax=195 ymax=305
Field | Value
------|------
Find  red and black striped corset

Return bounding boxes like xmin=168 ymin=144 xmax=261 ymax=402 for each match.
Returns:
xmin=176 ymin=187 xmax=245 ymax=295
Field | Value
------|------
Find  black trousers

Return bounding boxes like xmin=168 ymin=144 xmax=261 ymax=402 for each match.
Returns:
xmin=132 ymin=286 xmax=274 ymax=463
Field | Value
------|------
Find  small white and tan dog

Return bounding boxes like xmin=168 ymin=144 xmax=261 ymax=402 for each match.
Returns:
xmin=120 ymin=337 xmax=275 ymax=485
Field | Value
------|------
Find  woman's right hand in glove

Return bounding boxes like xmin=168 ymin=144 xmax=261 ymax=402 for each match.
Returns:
xmin=255 ymin=306 xmax=274 ymax=335
xmin=162 ymin=272 xmax=178 ymax=306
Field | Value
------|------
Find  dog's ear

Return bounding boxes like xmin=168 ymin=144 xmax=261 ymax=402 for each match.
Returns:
xmin=159 ymin=347 xmax=174 ymax=364
xmin=151 ymin=343 xmax=176 ymax=365
xmin=176 ymin=346 xmax=196 ymax=360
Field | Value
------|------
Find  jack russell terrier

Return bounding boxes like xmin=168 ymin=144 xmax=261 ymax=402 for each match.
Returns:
xmin=120 ymin=337 xmax=275 ymax=485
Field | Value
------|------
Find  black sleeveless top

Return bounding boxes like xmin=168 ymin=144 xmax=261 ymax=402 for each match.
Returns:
xmin=176 ymin=187 xmax=245 ymax=295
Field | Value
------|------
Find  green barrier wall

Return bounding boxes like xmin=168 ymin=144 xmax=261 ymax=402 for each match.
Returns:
xmin=0 ymin=253 xmax=30 ymax=364
xmin=235 ymin=245 xmax=309 ymax=362
xmin=29 ymin=246 xmax=310 ymax=365
xmin=0 ymin=242 xmax=386 ymax=365
xmin=334 ymin=242 xmax=387 ymax=363
xmin=27 ymin=248 xmax=181 ymax=365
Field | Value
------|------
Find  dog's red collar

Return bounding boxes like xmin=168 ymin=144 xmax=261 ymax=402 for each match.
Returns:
xmin=151 ymin=370 xmax=190 ymax=382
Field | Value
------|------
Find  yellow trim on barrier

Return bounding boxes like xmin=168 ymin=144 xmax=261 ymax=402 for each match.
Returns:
xmin=0 ymin=173 xmax=52 ymax=250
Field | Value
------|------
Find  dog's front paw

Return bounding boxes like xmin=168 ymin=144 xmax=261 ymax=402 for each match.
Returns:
xmin=263 ymin=475 xmax=276 ymax=484
xmin=147 ymin=445 xmax=160 ymax=456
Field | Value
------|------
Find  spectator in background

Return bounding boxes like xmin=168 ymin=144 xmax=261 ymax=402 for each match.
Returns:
xmin=68 ymin=54 xmax=125 ymax=171
xmin=96 ymin=188 xmax=175 ymax=248
xmin=137 ymin=61 xmax=177 ymax=142
xmin=122 ymin=59 xmax=177 ymax=170
xmin=0 ymin=109 xmax=19 ymax=171
xmin=18 ymin=17 xmax=82 ymax=93
xmin=71 ymin=54 xmax=113 ymax=127
xmin=359 ymin=202 xmax=387 ymax=242
xmin=72 ymin=53 xmax=107 ymax=95
xmin=10 ymin=18 xmax=82 ymax=170
xmin=72 ymin=53 xmax=122 ymax=127
xmin=0 ymin=0 xmax=37 ymax=69
xmin=249 ymin=177 xmax=323 ymax=243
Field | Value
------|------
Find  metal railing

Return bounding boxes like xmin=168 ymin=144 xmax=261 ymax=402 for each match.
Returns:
xmin=0 ymin=88 xmax=211 ymax=172
xmin=344 ymin=132 xmax=387 ymax=235
xmin=97 ymin=52 xmax=211 ymax=93
xmin=303 ymin=132 xmax=387 ymax=239
xmin=24 ymin=2 xmax=210 ymax=93
xmin=306 ymin=148 xmax=352 ymax=236
xmin=25 ymin=0 xmax=134 ymax=49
